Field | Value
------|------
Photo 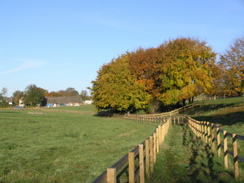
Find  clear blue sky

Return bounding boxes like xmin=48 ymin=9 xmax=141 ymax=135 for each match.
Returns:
xmin=1 ymin=0 xmax=244 ymax=97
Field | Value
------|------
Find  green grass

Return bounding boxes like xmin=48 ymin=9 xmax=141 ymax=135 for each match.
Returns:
xmin=148 ymin=97 xmax=244 ymax=182
xmin=0 ymin=109 xmax=156 ymax=182
xmin=44 ymin=104 xmax=95 ymax=112
xmin=148 ymin=125 xmax=243 ymax=183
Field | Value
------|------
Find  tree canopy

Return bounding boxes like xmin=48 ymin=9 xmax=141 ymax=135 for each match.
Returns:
xmin=91 ymin=37 xmax=217 ymax=113
xmin=219 ymin=37 xmax=244 ymax=96
xmin=91 ymin=54 xmax=151 ymax=112
xmin=23 ymin=84 xmax=46 ymax=107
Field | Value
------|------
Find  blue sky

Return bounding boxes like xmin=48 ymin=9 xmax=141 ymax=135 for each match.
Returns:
xmin=1 ymin=0 xmax=244 ymax=97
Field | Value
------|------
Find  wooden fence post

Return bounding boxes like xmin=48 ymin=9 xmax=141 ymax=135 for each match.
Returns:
xmin=157 ymin=127 xmax=160 ymax=153
xmin=162 ymin=124 xmax=165 ymax=143
xmin=223 ymin=131 xmax=228 ymax=169
xmin=217 ymin=127 xmax=221 ymax=157
xmin=232 ymin=134 xmax=239 ymax=178
xmin=145 ymin=139 xmax=150 ymax=177
xmin=149 ymin=136 xmax=154 ymax=172
xmin=153 ymin=133 xmax=157 ymax=163
xmin=201 ymin=122 xmax=204 ymax=140
xmin=204 ymin=122 xmax=208 ymax=143
xmin=107 ymin=168 xmax=116 ymax=183
xmin=211 ymin=123 xmax=215 ymax=150
xmin=139 ymin=144 xmax=145 ymax=183
xmin=207 ymin=122 xmax=211 ymax=144
xmin=128 ymin=152 xmax=135 ymax=183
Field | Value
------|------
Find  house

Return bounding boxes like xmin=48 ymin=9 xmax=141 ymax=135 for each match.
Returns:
xmin=3 ymin=97 xmax=13 ymax=105
xmin=46 ymin=96 xmax=83 ymax=107
xmin=84 ymin=100 xmax=93 ymax=104
xmin=19 ymin=97 xmax=24 ymax=107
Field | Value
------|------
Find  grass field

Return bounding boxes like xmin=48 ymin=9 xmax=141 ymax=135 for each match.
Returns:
xmin=148 ymin=125 xmax=243 ymax=183
xmin=149 ymin=97 xmax=244 ymax=182
xmin=1 ymin=98 xmax=243 ymax=182
xmin=0 ymin=106 xmax=157 ymax=182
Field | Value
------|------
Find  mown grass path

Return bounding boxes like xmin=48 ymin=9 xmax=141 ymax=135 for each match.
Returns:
xmin=147 ymin=124 xmax=242 ymax=183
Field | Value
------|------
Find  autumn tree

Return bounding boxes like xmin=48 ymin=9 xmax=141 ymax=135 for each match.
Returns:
xmin=12 ymin=90 xmax=24 ymax=105
xmin=23 ymin=84 xmax=46 ymax=106
xmin=92 ymin=37 xmax=216 ymax=113
xmin=46 ymin=88 xmax=79 ymax=97
xmin=220 ymin=36 xmax=244 ymax=96
xmin=91 ymin=53 xmax=151 ymax=112
xmin=158 ymin=37 xmax=216 ymax=105
xmin=129 ymin=37 xmax=216 ymax=110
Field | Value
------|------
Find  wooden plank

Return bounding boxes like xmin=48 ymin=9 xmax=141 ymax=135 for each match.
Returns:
xmin=217 ymin=127 xmax=221 ymax=157
xmin=211 ymin=123 xmax=215 ymax=150
xmin=149 ymin=136 xmax=154 ymax=172
xmin=107 ymin=168 xmax=116 ymax=183
xmin=139 ymin=144 xmax=145 ymax=183
xmin=207 ymin=122 xmax=211 ymax=144
xmin=128 ymin=152 xmax=135 ymax=183
xmin=153 ymin=133 xmax=157 ymax=163
xmin=232 ymin=134 xmax=239 ymax=178
xmin=145 ymin=139 xmax=149 ymax=177
xmin=156 ymin=127 xmax=159 ymax=153
xmin=224 ymin=130 xmax=228 ymax=169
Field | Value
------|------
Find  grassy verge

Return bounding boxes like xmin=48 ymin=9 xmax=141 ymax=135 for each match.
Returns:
xmin=0 ymin=109 xmax=156 ymax=182
xmin=148 ymin=125 xmax=243 ymax=183
xmin=43 ymin=104 xmax=95 ymax=112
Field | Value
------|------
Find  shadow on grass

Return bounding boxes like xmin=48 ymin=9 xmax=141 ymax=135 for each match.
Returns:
xmin=183 ymin=103 xmax=240 ymax=116
xmin=181 ymin=124 xmax=233 ymax=183
xmin=193 ymin=111 xmax=244 ymax=126
xmin=95 ymin=110 xmax=126 ymax=118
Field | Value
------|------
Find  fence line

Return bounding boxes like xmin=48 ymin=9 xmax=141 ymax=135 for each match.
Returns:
xmin=125 ymin=103 xmax=200 ymax=120
xmin=93 ymin=117 xmax=177 ymax=183
xmin=188 ymin=117 xmax=244 ymax=178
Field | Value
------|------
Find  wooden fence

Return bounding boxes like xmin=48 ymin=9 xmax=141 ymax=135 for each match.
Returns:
xmin=125 ymin=103 xmax=200 ymax=120
xmin=188 ymin=117 xmax=244 ymax=178
xmin=93 ymin=117 xmax=176 ymax=183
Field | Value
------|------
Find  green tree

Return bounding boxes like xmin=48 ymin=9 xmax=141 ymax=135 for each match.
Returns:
xmin=158 ymin=37 xmax=216 ymax=105
xmin=91 ymin=53 xmax=151 ymax=112
xmin=80 ymin=90 xmax=90 ymax=101
xmin=12 ymin=90 xmax=24 ymax=105
xmin=24 ymin=84 xmax=46 ymax=107
xmin=220 ymin=36 xmax=244 ymax=96
xmin=0 ymin=87 xmax=8 ymax=107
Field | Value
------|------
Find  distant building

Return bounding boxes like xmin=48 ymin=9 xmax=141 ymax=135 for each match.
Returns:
xmin=84 ymin=100 xmax=93 ymax=104
xmin=19 ymin=97 xmax=24 ymax=107
xmin=46 ymin=96 xmax=83 ymax=107
xmin=3 ymin=97 xmax=13 ymax=105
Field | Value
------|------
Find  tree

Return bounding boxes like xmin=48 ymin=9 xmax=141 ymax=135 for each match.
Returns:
xmin=0 ymin=87 xmax=8 ymax=107
xmin=158 ymin=38 xmax=216 ymax=105
xmin=91 ymin=37 xmax=216 ymax=113
xmin=91 ymin=53 xmax=151 ymax=112
xmin=1 ymin=87 xmax=7 ymax=96
xmin=12 ymin=90 xmax=24 ymax=105
xmin=129 ymin=37 xmax=216 ymax=109
xmin=66 ymin=87 xmax=79 ymax=96
xmin=23 ymin=84 xmax=46 ymax=107
xmin=45 ymin=88 xmax=79 ymax=97
xmin=80 ymin=90 xmax=90 ymax=100
xmin=220 ymin=36 xmax=244 ymax=96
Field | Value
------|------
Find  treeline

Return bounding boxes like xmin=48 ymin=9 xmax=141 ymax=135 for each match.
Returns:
xmin=91 ymin=37 xmax=244 ymax=113
xmin=1 ymin=86 xmax=90 ymax=107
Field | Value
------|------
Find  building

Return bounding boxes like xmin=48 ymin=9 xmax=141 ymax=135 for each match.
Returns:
xmin=46 ymin=96 xmax=83 ymax=107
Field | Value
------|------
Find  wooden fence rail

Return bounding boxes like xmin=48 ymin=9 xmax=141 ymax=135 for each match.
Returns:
xmin=93 ymin=117 xmax=175 ymax=183
xmin=125 ymin=103 xmax=199 ymax=119
xmin=188 ymin=117 xmax=244 ymax=178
